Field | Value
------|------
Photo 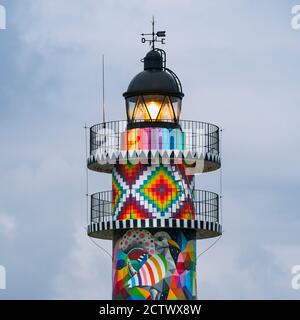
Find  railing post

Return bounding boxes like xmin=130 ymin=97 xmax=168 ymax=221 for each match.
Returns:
xmin=217 ymin=193 xmax=219 ymax=223
xmin=91 ymin=195 xmax=93 ymax=224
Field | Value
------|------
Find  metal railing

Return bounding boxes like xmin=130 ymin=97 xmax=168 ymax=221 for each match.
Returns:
xmin=89 ymin=120 xmax=219 ymax=156
xmin=90 ymin=189 xmax=219 ymax=225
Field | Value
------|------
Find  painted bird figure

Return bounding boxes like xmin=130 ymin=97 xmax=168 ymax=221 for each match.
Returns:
xmin=126 ymin=231 xmax=181 ymax=300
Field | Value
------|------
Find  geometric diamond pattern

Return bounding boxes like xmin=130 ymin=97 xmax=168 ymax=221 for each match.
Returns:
xmin=111 ymin=168 xmax=128 ymax=216
xmin=112 ymin=173 xmax=125 ymax=213
xmin=112 ymin=163 xmax=195 ymax=220
xmin=118 ymin=194 xmax=153 ymax=220
xmin=139 ymin=165 xmax=182 ymax=214
xmin=173 ymin=200 xmax=195 ymax=219
xmin=117 ymin=162 xmax=145 ymax=185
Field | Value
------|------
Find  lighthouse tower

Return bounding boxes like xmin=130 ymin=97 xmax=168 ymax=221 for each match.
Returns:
xmin=87 ymin=23 xmax=222 ymax=300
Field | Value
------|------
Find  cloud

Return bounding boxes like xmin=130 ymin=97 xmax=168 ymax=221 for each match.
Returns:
xmin=0 ymin=213 xmax=16 ymax=240
xmin=52 ymin=222 xmax=112 ymax=299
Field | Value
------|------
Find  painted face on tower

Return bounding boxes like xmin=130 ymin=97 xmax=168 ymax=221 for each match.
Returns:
xmin=154 ymin=231 xmax=180 ymax=255
xmin=154 ymin=231 xmax=171 ymax=255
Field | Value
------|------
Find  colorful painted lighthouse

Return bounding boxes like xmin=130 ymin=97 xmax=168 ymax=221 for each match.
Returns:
xmin=87 ymin=22 xmax=222 ymax=300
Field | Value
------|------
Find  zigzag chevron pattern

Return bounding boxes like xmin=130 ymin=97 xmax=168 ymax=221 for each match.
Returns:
xmin=88 ymin=149 xmax=221 ymax=174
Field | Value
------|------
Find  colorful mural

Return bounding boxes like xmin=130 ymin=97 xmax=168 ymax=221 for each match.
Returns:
xmin=112 ymin=163 xmax=195 ymax=220
xmin=120 ymin=127 xmax=185 ymax=151
xmin=112 ymin=228 xmax=196 ymax=300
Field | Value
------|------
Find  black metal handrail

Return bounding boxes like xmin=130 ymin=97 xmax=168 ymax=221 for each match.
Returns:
xmin=90 ymin=189 xmax=219 ymax=225
xmin=89 ymin=120 xmax=219 ymax=156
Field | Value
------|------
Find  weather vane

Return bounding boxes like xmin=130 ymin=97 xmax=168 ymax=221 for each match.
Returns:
xmin=141 ymin=17 xmax=166 ymax=50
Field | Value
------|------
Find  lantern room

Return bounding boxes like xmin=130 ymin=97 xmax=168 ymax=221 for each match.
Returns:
xmin=123 ymin=49 xmax=184 ymax=128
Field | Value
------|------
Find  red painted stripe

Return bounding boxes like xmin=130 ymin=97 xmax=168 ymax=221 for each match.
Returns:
xmin=145 ymin=261 xmax=155 ymax=284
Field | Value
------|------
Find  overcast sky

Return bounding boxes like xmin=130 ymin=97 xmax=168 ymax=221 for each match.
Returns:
xmin=0 ymin=0 xmax=300 ymax=299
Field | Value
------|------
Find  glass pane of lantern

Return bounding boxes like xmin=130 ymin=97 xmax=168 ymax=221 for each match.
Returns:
xmin=133 ymin=96 xmax=150 ymax=120
xmin=143 ymin=95 xmax=165 ymax=120
xmin=157 ymin=96 xmax=175 ymax=121
xmin=126 ymin=96 xmax=137 ymax=120
xmin=170 ymin=97 xmax=182 ymax=120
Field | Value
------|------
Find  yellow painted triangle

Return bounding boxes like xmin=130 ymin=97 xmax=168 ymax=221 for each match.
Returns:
xmin=167 ymin=289 xmax=178 ymax=300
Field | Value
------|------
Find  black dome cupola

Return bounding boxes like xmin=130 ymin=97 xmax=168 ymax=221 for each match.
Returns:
xmin=124 ymin=49 xmax=183 ymax=98
xmin=143 ymin=50 xmax=163 ymax=70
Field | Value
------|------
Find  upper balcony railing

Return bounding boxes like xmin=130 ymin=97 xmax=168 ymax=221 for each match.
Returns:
xmin=89 ymin=120 xmax=219 ymax=156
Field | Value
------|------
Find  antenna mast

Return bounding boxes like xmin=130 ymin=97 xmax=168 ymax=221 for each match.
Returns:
xmin=102 ymin=54 xmax=105 ymax=123
xmin=151 ymin=16 xmax=155 ymax=50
